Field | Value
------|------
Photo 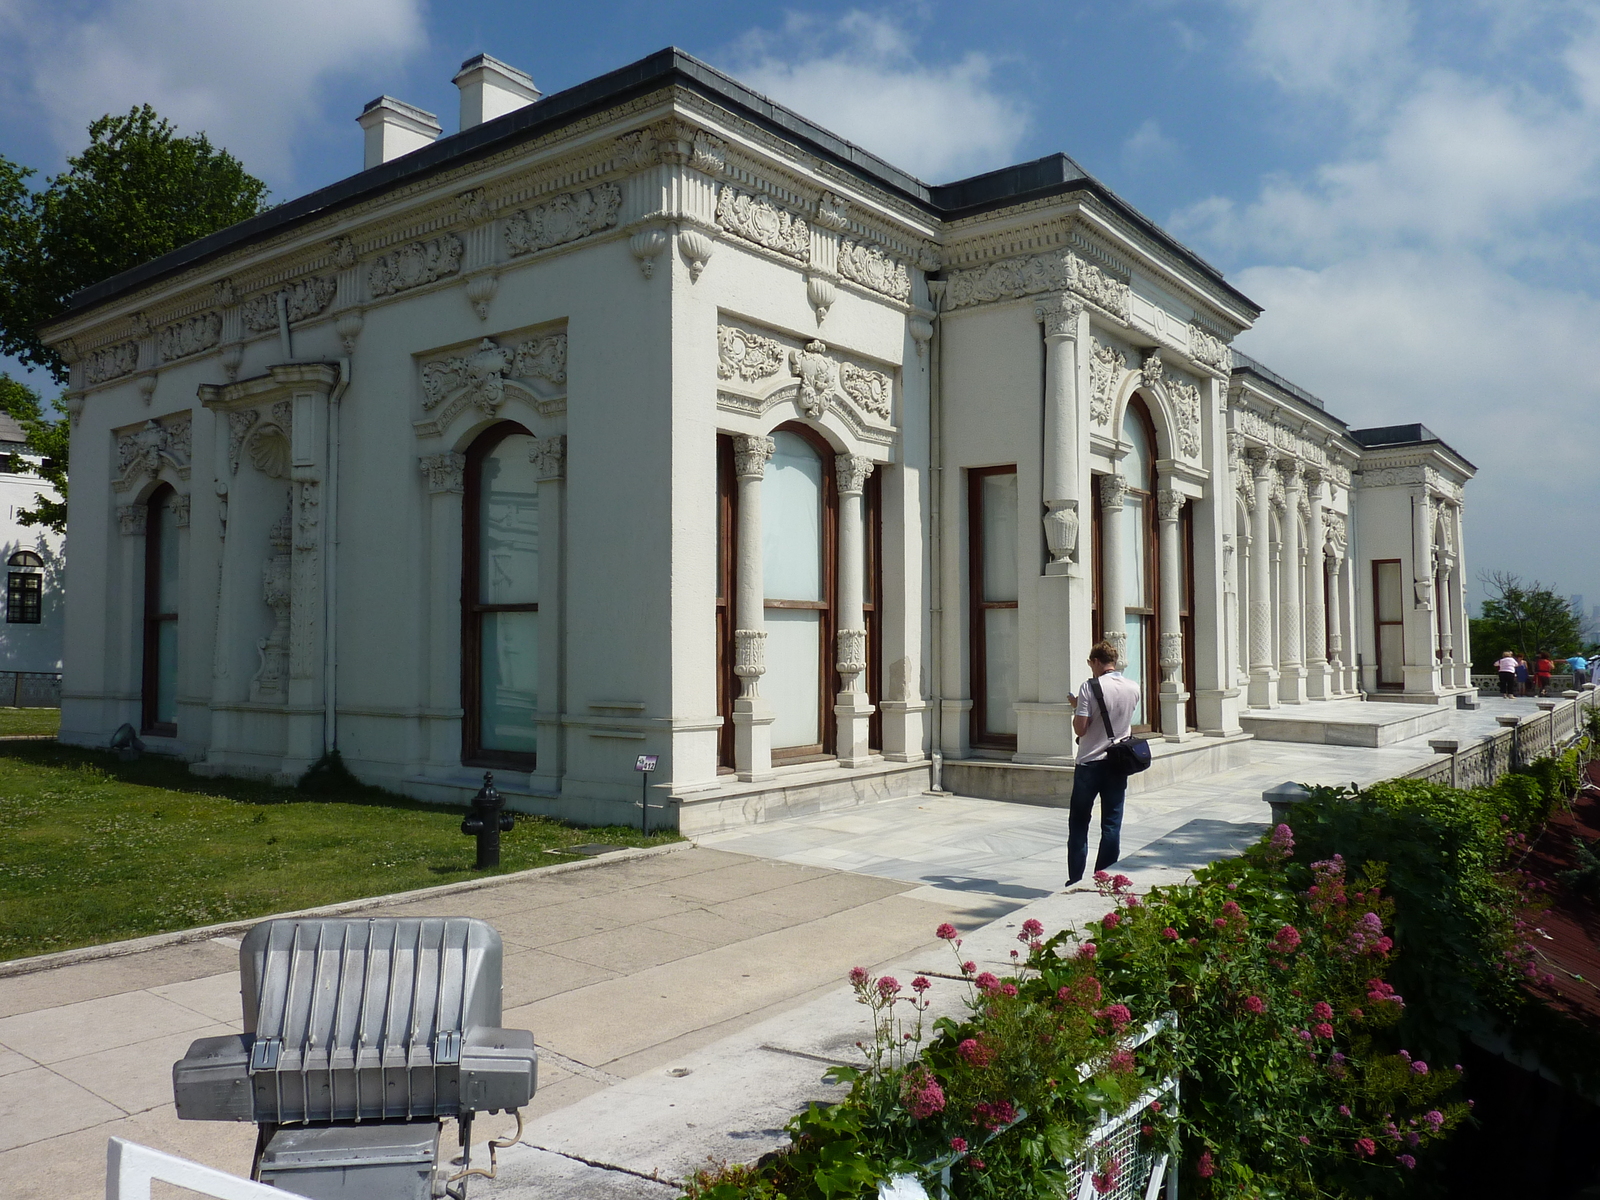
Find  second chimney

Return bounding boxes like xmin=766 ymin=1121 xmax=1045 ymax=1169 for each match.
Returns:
xmin=358 ymin=97 xmax=442 ymax=170
xmin=454 ymin=54 xmax=540 ymax=131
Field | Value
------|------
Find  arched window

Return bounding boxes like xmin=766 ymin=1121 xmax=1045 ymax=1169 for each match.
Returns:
xmin=142 ymin=487 xmax=181 ymax=735
xmin=463 ymin=423 xmax=541 ymax=766
xmin=761 ymin=426 xmax=837 ymax=759
xmin=1119 ymin=399 xmax=1157 ymax=729
xmin=6 ymin=550 xmax=42 ymax=624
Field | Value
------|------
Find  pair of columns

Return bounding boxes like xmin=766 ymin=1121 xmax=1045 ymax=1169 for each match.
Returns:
xmin=1245 ymin=451 xmax=1334 ymax=706
xmin=1097 ymin=471 xmax=1191 ymax=738
xmin=728 ymin=435 xmax=875 ymax=782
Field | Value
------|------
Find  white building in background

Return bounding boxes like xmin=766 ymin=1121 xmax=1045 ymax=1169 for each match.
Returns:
xmin=40 ymin=50 xmax=1475 ymax=829
xmin=0 ymin=411 xmax=65 ymax=682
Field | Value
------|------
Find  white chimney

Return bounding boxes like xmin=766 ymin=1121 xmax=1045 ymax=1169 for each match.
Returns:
xmin=357 ymin=96 xmax=443 ymax=170
xmin=453 ymin=54 xmax=540 ymax=131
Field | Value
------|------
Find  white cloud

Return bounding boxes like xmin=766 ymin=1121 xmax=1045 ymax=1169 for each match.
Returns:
xmin=722 ymin=11 xmax=1029 ymax=182
xmin=1225 ymin=0 xmax=1416 ymax=115
xmin=0 ymin=0 xmax=427 ymax=187
xmin=1194 ymin=4 xmax=1600 ymax=605
xmin=1121 ymin=118 xmax=1178 ymax=171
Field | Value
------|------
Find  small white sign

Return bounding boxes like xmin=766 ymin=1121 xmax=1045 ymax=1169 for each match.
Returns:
xmin=635 ymin=754 xmax=658 ymax=773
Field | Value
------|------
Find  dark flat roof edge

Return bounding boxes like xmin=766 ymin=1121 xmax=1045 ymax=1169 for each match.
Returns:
xmin=1230 ymin=352 xmax=1348 ymax=425
xmin=1351 ymin=426 xmax=1478 ymax=473
xmin=51 ymin=48 xmax=1259 ymax=327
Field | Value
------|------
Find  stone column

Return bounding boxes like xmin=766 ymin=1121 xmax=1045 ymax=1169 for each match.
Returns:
xmin=1304 ymin=470 xmax=1330 ymax=700
xmin=835 ymin=453 xmax=875 ymax=766
xmin=1036 ymin=294 xmax=1083 ymax=572
xmin=1277 ymin=458 xmax=1307 ymax=704
xmin=1450 ymin=503 xmax=1471 ymax=688
xmin=419 ymin=453 xmax=467 ymax=768
xmin=532 ymin=435 xmax=566 ymax=792
xmin=1098 ymin=472 xmax=1128 ymax=665
xmin=1247 ymin=451 xmax=1278 ymax=707
xmin=1156 ymin=486 xmax=1187 ymax=738
xmin=731 ymin=434 xmax=775 ymax=781
xmin=1326 ymin=548 xmax=1345 ymax=696
xmin=1405 ymin=487 xmax=1439 ymax=696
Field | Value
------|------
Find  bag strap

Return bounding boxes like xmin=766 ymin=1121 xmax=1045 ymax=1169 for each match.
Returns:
xmin=1088 ymin=675 xmax=1116 ymax=740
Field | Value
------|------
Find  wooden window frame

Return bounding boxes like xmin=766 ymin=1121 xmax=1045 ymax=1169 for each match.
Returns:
xmin=462 ymin=421 xmax=540 ymax=771
xmin=141 ymin=485 xmax=178 ymax=736
xmin=6 ymin=571 xmax=40 ymax=624
xmin=968 ymin=464 xmax=1019 ymax=752
xmin=864 ymin=468 xmax=883 ymax=751
xmin=716 ymin=436 xmax=738 ymax=771
xmin=1372 ymin=557 xmax=1405 ymax=691
xmin=1180 ymin=501 xmax=1197 ymax=730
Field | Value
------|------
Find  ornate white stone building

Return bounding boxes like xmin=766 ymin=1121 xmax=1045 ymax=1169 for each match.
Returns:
xmin=42 ymin=50 xmax=1474 ymax=829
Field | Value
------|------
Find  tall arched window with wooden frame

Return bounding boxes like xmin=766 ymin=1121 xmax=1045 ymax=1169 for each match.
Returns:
xmin=463 ymin=422 xmax=541 ymax=768
xmin=141 ymin=486 xmax=181 ymax=735
xmin=969 ymin=464 xmax=1019 ymax=751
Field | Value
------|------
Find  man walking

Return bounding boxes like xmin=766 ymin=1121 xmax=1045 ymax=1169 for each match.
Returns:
xmin=1067 ymin=640 xmax=1142 ymax=886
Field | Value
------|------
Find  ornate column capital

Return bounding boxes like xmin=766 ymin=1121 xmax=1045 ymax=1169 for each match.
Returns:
xmin=1278 ymin=456 xmax=1304 ymax=488
xmin=1098 ymin=472 xmax=1128 ymax=512
xmin=419 ymin=452 xmax=465 ymax=495
xmin=117 ymin=503 xmax=147 ymax=537
xmin=1303 ymin=467 xmax=1325 ymax=500
xmin=836 ymin=454 xmax=874 ymax=496
xmin=733 ymin=434 xmax=774 ymax=480
xmin=733 ymin=629 xmax=767 ymax=681
xmin=835 ymin=628 xmax=867 ymax=674
xmin=1033 ymin=292 xmax=1082 ymax=340
xmin=1248 ymin=448 xmax=1276 ymax=483
xmin=531 ymin=434 xmax=566 ymax=482
xmin=1156 ymin=487 xmax=1184 ymax=522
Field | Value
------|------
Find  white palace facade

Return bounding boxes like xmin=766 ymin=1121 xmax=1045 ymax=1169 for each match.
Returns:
xmin=42 ymin=50 xmax=1476 ymax=830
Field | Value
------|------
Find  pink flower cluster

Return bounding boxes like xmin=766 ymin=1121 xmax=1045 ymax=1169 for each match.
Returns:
xmin=903 ymin=1067 xmax=946 ymax=1120
xmin=1344 ymin=911 xmax=1393 ymax=957
xmin=1266 ymin=822 xmax=1296 ymax=861
xmin=1098 ymin=1003 xmax=1133 ymax=1032
xmin=1243 ymin=994 xmax=1266 ymax=1015
xmin=1090 ymin=1155 xmax=1122 ymax=1194
xmin=1272 ymin=924 xmax=1303 ymax=955
xmin=1366 ymin=978 xmax=1405 ymax=1009
xmin=971 ymin=1098 xmax=1016 ymax=1131
xmin=957 ymin=1037 xmax=996 ymax=1067
xmin=1196 ymin=1151 xmax=1216 ymax=1178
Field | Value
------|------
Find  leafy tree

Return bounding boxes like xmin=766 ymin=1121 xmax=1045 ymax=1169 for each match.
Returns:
xmin=0 ymin=104 xmax=268 ymax=382
xmin=1470 ymin=571 xmax=1583 ymax=669
xmin=0 ymin=374 xmax=69 ymax=533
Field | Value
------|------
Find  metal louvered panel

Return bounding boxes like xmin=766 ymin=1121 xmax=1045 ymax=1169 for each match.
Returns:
xmin=236 ymin=917 xmax=505 ymax=1124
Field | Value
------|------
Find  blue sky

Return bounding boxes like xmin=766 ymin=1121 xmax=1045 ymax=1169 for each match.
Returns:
xmin=2 ymin=0 xmax=1597 ymax=616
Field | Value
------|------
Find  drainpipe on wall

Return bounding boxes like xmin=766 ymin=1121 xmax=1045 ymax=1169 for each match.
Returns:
xmin=323 ymin=358 xmax=350 ymax=757
xmin=927 ymin=282 xmax=946 ymax=791
xmin=276 ymin=292 xmax=292 ymax=360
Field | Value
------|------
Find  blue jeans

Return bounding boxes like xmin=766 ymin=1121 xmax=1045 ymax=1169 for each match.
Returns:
xmin=1067 ymin=758 xmax=1128 ymax=884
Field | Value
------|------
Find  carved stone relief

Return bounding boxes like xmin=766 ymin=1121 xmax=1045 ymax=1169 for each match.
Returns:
xmin=247 ymin=402 xmax=293 ymax=480
xmin=172 ymin=494 xmax=191 ymax=528
xmin=86 ymin=342 xmax=139 ymax=386
xmin=158 ymin=312 xmax=222 ymax=361
xmin=788 ymin=341 xmax=837 ymax=418
xmin=943 ymin=248 xmax=1129 ymax=320
xmin=503 ymin=183 xmax=622 ymax=257
xmin=419 ymin=452 xmax=465 ymax=495
xmin=1188 ymin=324 xmax=1231 ymax=373
xmin=837 ymin=239 xmax=911 ymax=302
xmin=241 ymin=276 xmax=336 ymax=333
xmin=251 ymin=499 xmax=292 ymax=703
xmin=114 ymin=415 xmax=191 ymax=492
xmin=714 ymin=188 xmax=810 ymax=262
xmin=835 ymin=454 xmax=874 ymax=496
xmin=717 ymin=326 xmax=785 ymax=382
xmin=418 ymin=331 xmax=568 ymax=433
xmin=839 ymin=363 xmax=892 ymax=421
xmin=117 ymin=504 xmax=147 ymax=536
xmin=368 ymin=235 xmax=463 ymax=298
xmin=1088 ymin=340 xmax=1127 ymax=425
xmin=531 ymin=435 xmax=566 ymax=482
xmin=1168 ymin=377 xmax=1202 ymax=458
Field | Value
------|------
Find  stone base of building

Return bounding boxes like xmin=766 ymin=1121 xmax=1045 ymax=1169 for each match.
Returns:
xmin=1367 ymin=686 xmax=1478 ymax=707
xmin=941 ymin=733 xmax=1254 ymax=807
xmin=674 ymin=759 xmax=932 ymax=837
xmin=1239 ymin=699 xmax=1451 ymax=747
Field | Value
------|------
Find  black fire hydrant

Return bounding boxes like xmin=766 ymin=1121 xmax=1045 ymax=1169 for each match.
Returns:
xmin=461 ymin=772 xmax=515 ymax=868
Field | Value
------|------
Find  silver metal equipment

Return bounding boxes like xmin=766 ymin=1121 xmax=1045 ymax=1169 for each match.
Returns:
xmin=173 ymin=917 xmax=537 ymax=1200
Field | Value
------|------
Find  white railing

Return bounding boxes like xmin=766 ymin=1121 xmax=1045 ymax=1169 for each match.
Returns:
xmin=1407 ymin=688 xmax=1598 ymax=788
xmin=106 ymin=1138 xmax=306 ymax=1200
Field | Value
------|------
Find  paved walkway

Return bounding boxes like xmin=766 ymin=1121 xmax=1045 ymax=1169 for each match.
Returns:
xmin=0 ymin=694 xmax=1560 ymax=1198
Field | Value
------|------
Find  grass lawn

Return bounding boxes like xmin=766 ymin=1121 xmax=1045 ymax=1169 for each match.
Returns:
xmin=0 ymin=739 xmax=680 ymax=962
xmin=0 ymin=706 xmax=61 ymax=737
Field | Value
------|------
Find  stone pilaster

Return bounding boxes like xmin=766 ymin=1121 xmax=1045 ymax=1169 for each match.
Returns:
xmin=1156 ymin=486 xmax=1188 ymax=738
xmin=834 ymin=453 xmax=875 ymax=766
xmin=731 ymin=434 xmax=774 ymax=781
xmin=1247 ymin=451 xmax=1279 ymax=708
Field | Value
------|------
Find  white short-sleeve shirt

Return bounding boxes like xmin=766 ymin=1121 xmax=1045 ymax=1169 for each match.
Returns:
xmin=1074 ymin=670 xmax=1141 ymax=764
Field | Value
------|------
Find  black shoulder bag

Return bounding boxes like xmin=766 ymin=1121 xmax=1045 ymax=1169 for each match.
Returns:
xmin=1088 ymin=675 xmax=1152 ymax=776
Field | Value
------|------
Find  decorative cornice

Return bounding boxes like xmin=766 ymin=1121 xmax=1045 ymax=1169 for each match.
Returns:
xmin=715 ymin=187 xmax=810 ymax=262
xmin=837 ymin=238 xmax=911 ymax=302
xmin=241 ymin=276 xmax=336 ymax=333
xmin=158 ymin=311 xmax=221 ymax=362
xmin=368 ymin=235 xmax=463 ymax=298
xmin=943 ymin=247 xmax=1129 ymax=321
xmin=503 ymin=182 xmax=622 ymax=257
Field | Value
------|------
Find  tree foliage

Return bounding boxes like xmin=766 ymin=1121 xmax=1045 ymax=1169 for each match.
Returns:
xmin=1470 ymin=571 xmax=1583 ymax=669
xmin=0 ymin=105 xmax=268 ymax=381
xmin=0 ymin=375 xmax=68 ymax=533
